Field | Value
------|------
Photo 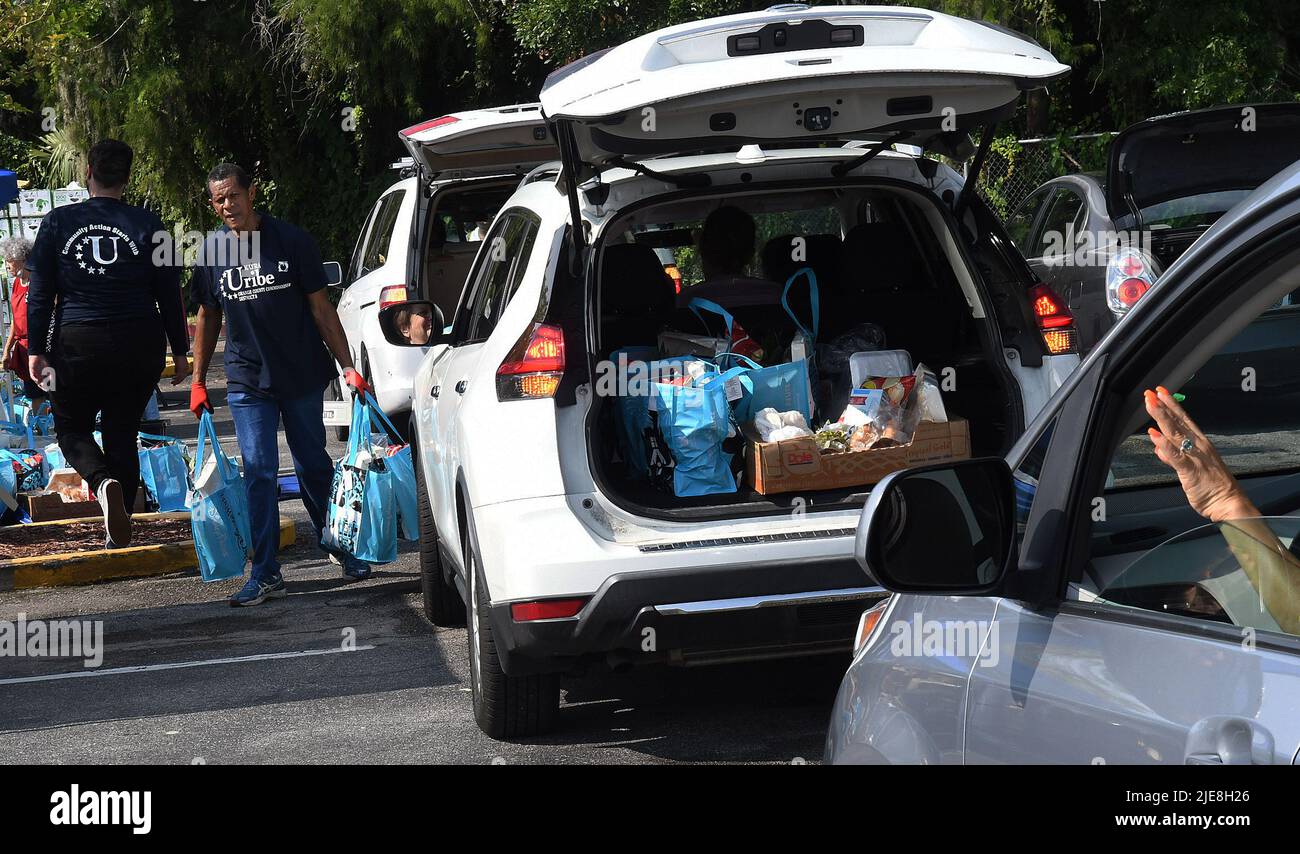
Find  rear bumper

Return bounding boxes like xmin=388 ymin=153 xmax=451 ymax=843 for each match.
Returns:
xmin=487 ymin=559 xmax=883 ymax=676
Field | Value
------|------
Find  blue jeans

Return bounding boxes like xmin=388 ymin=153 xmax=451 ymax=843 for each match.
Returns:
xmin=227 ymin=384 xmax=334 ymax=581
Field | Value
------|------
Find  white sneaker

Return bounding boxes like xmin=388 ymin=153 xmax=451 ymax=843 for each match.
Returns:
xmin=98 ymin=478 xmax=132 ymax=548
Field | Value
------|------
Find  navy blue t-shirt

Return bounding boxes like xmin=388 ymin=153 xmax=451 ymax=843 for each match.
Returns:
xmin=190 ymin=214 xmax=337 ymax=397
xmin=25 ymin=196 xmax=188 ymax=356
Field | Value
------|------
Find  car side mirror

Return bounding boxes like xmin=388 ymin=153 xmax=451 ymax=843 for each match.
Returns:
xmin=323 ymin=261 xmax=344 ymax=287
xmin=855 ymin=457 xmax=1016 ymax=595
xmin=378 ymin=299 xmax=446 ymax=347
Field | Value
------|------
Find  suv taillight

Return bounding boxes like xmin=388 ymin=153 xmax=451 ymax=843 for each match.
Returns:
xmin=1028 ymin=282 xmax=1077 ymax=355
xmin=1106 ymin=248 xmax=1156 ymax=315
xmin=379 ymin=285 xmax=409 ymax=310
xmin=496 ymin=323 xmax=565 ymax=401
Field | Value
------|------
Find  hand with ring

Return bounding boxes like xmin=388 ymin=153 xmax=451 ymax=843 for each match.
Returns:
xmin=1144 ymin=386 xmax=1259 ymax=522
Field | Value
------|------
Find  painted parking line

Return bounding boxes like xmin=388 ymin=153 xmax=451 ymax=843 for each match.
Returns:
xmin=0 ymin=645 xmax=378 ymax=686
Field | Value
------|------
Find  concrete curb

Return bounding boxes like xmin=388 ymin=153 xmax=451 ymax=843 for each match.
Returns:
xmin=0 ymin=512 xmax=297 ymax=591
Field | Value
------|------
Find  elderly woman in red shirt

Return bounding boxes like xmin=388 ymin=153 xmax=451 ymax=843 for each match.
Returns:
xmin=1 ymin=235 xmax=38 ymax=393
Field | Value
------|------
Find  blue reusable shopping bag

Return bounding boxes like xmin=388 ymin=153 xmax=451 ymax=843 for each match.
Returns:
xmin=321 ymin=395 xmax=397 ymax=563
xmin=138 ymin=432 xmax=190 ymax=512
xmin=42 ymin=442 xmax=64 ymax=475
xmin=650 ymin=377 xmax=737 ymax=497
xmin=189 ymin=411 xmax=252 ymax=582
xmin=610 ymin=348 xmax=718 ymax=480
xmin=780 ymin=266 xmax=819 ymax=419
xmin=709 ymin=350 xmax=812 ymax=426
xmin=363 ymin=392 xmax=418 ymax=542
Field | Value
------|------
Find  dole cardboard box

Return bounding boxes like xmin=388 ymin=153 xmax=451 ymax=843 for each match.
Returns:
xmin=745 ymin=417 xmax=970 ymax=495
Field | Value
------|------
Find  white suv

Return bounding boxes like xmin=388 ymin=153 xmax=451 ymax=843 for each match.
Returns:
xmin=379 ymin=4 xmax=1078 ymax=738
xmin=334 ymin=105 xmax=558 ymax=433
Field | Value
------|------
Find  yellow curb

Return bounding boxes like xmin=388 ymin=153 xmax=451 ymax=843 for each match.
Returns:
xmin=0 ymin=512 xmax=297 ymax=590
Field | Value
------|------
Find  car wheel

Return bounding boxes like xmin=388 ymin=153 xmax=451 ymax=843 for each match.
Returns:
xmin=415 ymin=451 xmax=463 ymax=626
xmin=465 ymin=535 xmax=560 ymax=739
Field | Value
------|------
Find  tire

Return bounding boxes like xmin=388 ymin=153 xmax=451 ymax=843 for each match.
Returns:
xmin=465 ymin=535 xmax=560 ymax=739
xmin=415 ymin=450 xmax=463 ymax=626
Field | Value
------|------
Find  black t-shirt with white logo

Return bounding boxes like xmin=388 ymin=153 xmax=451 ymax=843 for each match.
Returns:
xmin=25 ymin=196 xmax=188 ymax=356
xmin=190 ymin=214 xmax=337 ymax=397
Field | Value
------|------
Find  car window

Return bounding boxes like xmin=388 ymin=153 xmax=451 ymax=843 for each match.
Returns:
xmin=1013 ymin=418 xmax=1057 ymax=542
xmin=1033 ymin=189 xmax=1084 ymax=260
xmin=1005 ymin=188 xmax=1049 ymax=254
xmin=464 ymin=213 xmax=538 ymax=343
xmin=350 ymin=202 xmax=381 ymax=283
xmin=361 ymin=189 xmax=405 ymax=276
xmin=1080 ymin=293 xmax=1300 ymax=640
xmin=431 ymin=184 xmax=515 ymax=248
xmin=1140 ymin=190 xmax=1252 ymax=230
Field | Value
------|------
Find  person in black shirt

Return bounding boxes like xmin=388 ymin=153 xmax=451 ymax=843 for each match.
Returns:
xmin=25 ymin=139 xmax=191 ymax=548
xmin=189 ymin=162 xmax=370 ymax=607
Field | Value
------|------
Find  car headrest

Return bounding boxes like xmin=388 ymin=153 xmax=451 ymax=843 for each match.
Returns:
xmin=761 ymin=233 xmax=843 ymax=286
xmin=601 ymin=243 xmax=676 ymax=316
xmin=840 ymin=223 xmax=922 ymax=293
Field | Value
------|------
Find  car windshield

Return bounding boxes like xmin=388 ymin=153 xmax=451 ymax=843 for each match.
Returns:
xmin=1140 ymin=190 xmax=1251 ymax=230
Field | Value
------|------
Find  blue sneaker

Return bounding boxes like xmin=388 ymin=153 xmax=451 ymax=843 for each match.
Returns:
xmin=229 ymin=574 xmax=287 ymax=607
xmin=341 ymin=556 xmax=372 ymax=581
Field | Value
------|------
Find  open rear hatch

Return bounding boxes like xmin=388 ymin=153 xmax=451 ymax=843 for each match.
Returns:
xmin=399 ymin=103 xmax=560 ymax=181
xmin=540 ymin=4 xmax=1068 ymax=168
xmin=1105 ymin=102 xmax=1300 ymax=227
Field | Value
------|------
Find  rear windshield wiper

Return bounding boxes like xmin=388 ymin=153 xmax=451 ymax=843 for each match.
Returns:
xmin=606 ymin=157 xmax=712 ymax=188
xmin=830 ymin=132 xmax=909 ymax=178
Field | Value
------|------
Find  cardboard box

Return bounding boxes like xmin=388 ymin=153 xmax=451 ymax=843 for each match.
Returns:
xmin=21 ymin=484 xmax=149 ymax=522
xmin=745 ymin=417 xmax=970 ymax=495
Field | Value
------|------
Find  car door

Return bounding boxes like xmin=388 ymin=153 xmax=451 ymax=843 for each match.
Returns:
xmin=964 ymin=175 xmax=1300 ymax=764
xmin=1004 ymin=187 xmax=1051 ymax=260
xmin=1024 ymin=188 xmax=1085 ymax=291
xmin=426 ymin=210 xmax=539 ymax=556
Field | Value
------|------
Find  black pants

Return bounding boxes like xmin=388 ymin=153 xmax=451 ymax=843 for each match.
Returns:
xmin=49 ymin=317 xmax=165 ymax=514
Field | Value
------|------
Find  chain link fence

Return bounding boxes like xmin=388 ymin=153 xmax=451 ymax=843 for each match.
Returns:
xmin=975 ymin=132 xmax=1118 ymax=219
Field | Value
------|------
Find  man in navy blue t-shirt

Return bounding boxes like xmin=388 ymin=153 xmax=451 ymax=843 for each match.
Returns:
xmin=189 ymin=162 xmax=370 ymax=606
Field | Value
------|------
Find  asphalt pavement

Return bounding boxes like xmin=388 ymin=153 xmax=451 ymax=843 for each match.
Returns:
xmin=0 ymin=352 xmax=846 ymax=764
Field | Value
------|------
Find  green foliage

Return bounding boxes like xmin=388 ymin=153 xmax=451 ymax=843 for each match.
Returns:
xmin=509 ymin=0 xmax=766 ymax=64
xmin=0 ymin=0 xmax=1297 ymax=269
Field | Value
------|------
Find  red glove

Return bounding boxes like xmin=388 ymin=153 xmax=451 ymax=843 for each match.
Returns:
xmin=343 ymin=368 xmax=370 ymax=395
xmin=189 ymin=382 xmax=211 ymax=419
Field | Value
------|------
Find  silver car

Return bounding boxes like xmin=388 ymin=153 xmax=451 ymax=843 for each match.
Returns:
xmin=826 ymin=158 xmax=1300 ymax=765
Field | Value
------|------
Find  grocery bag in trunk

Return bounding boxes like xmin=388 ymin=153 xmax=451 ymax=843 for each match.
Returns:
xmin=715 ymin=351 xmax=812 ymax=426
xmin=189 ymin=411 xmax=252 ymax=582
xmin=322 ymin=395 xmax=397 ymax=563
xmin=611 ymin=348 xmax=713 ymax=479
xmin=781 ymin=267 xmax=819 ymax=418
xmin=650 ymin=377 xmax=737 ymax=497
xmin=138 ymin=431 xmax=190 ymax=512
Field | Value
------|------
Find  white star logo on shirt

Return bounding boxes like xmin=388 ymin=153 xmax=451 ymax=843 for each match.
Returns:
xmin=97 ymin=266 xmax=106 ymax=275
xmin=78 ymin=261 xmax=86 ymax=269
xmin=75 ymin=252 xmax=83 ymax=260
